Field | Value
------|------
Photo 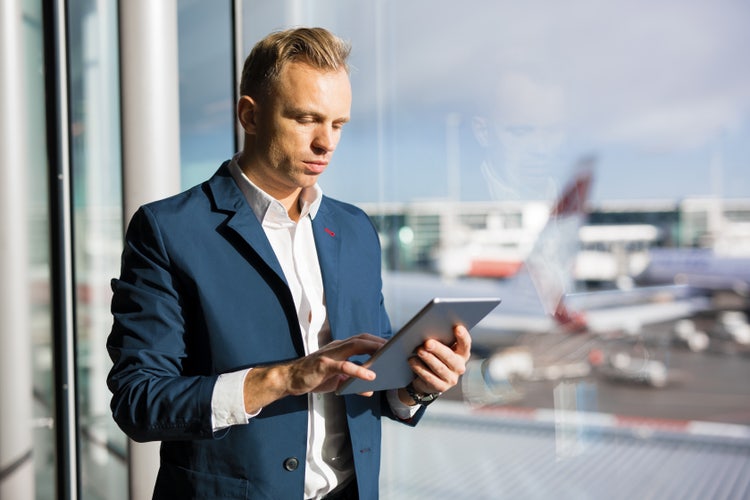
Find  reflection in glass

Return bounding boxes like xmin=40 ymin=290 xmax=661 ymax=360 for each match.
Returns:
xmin=178 ymin=0 xmax=234 ymax=189
xmin=22 ymin=0 xmax=54 ymax=498
xmin=235 ymin=1 xmax=750 ymax=498
xmin=67 ymin=0 xmax=126 ymax=498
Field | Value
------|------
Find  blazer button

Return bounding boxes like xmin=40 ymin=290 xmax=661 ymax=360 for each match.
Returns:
xmin=283 ymin=457 xmax=299 ymax=471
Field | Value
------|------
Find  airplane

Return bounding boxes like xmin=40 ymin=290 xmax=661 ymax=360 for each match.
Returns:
xmin=381 ymin=158 xmax=710 ymax=351
xmin=634 ymin=247 xmax=750 ymax=297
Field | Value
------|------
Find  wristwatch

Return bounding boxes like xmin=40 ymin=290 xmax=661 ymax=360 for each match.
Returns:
xmin=405 ymin=382 xmax=441 ymax=406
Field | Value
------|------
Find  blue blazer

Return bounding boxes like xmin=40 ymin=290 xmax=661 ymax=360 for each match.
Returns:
xmin=107 ymin=162 xmax=423 ymax=499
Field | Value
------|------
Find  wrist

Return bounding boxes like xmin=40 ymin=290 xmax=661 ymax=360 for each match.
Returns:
xmin=403 ymin=381 xmax=441 ymax=406
xmin=243 ymin=364 xmax=290 ymax=414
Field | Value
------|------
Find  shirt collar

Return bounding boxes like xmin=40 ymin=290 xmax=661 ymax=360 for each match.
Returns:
xmin=228 ymin=154 xmax=323 ymax=225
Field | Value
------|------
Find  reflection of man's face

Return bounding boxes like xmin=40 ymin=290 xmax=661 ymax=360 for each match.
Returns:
xmin=473 ymin=73 xmax=565 ymax=201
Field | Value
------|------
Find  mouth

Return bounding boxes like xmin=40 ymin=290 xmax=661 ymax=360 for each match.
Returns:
xmin=303 ymin=160 xmax=328 ymax=174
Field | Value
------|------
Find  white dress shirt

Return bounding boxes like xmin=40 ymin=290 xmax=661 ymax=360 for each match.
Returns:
xmin=209 ymin=156 xmax=417 ymax=499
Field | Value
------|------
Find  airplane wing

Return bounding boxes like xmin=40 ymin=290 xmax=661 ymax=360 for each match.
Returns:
xmin=558 ymin=284 xmax=711 ymax=334
xmin=564 ymin=295 xmax=710 ymax=335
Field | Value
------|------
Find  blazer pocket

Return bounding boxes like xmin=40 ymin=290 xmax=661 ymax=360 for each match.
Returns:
xmin=154 ymin=462 xmax=249 ymax=500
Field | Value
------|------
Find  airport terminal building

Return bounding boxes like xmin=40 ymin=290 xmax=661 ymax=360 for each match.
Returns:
xmin=364 ymin=198 xmax=750 ymax=282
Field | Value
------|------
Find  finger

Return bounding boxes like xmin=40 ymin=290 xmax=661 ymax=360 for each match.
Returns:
xmin=421 ymin=353 xmax=462 ymax=384
xmin=289 ymin=350 xmax=377 ymax=394
xmin=351 ymin=333 xmax=388 ymax=345
xmin=418 ymin=340 xmax=468 ymax=376
xmin=332 ymin=374 xmax=375 ymax=397
xmin=451 ymin=325 xmax=472 ymax=359
xmin=324 ymin=335 xmax=387 ymax=360
xmin=338 ymin=359 xmax=377 ymax=382
xmin=411 ymin=329 xmax=472 ymax=391
xmin=422 ymin=325 xmax=471 ymax=359
xmin=340 ymin=333 xmax=388 ymax=347
xmin=334 ymin=361 xmax=377 ymax=397
xmin=408 ymin=356 xmax=456 ymax=393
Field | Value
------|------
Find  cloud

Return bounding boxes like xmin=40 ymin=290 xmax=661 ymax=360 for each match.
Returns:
xmin=350 ymin=0 xmax=750 ymax=154
xmin=602 ymin=97 xmax=744 ymax=152
xmin=493 ymin=72 xmax=565 ymax=128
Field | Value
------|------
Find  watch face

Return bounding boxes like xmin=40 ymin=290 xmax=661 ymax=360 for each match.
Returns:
xmin=406 ymin=382 xmax=441 ymax=405
xmin=415 ymin=391 xmax=440 ymax=405
xmin=421 ymin=393 xmax=439 ymax=403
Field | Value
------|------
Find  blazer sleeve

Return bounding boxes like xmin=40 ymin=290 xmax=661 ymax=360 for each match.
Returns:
xmin=107 ymin=206 xmax=218 ymax=442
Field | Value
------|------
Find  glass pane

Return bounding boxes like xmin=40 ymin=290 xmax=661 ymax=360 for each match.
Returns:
xmin=243 ymin=0 xmax=750 ymax=498
xmin=67 ymin=0 xmax=127 ymax=498
xmin=237 ymin=1 xmax=750 ymax=498
xmin=178 ymin=0 xmax=235 ymax=189
xmin=22 ymin=0 xmax=56 ymax=498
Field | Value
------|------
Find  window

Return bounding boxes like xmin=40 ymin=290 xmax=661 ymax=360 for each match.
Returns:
xmin=68 ymin=0 xmax=125 ymax=498
xmin=231 ymin=2 xmax=750 ymax=498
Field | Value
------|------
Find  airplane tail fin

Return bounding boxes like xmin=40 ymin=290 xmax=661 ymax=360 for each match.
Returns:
xmin=513 ymin=157 xmax=595 ymax=316
xmin=382 ymin=156 xmax=595 ymax=331
xmin=550 ymin=156 xmax=594 ymax=217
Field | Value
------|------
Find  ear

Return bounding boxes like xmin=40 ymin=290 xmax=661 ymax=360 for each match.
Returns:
xmin=237 ymin=96 xmax=258 ymax=135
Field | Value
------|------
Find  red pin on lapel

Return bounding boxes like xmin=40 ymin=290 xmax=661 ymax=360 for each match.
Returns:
xmin=324 ymin=228 xmax=335 ymax=237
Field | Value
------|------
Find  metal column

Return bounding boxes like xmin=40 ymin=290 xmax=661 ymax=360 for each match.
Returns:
xmin=118 ymin=1 xmax=181 ymax=498
xmin=42 ymin=0 xmax=81 ymax=498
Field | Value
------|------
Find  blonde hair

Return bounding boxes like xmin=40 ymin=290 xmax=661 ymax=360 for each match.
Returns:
xmin=239 ymin=27 xmax=351 ymax=98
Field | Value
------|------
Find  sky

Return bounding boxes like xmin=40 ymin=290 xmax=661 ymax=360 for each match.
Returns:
xmin=180 ymin=0 xmax=750 ymax=204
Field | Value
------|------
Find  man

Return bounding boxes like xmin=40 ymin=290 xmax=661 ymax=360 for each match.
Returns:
xmin=107 ymin=27 xmax=471 ymax=499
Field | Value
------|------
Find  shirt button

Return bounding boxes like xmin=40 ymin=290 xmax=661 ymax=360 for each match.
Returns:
xmin=283 ymin=457 xmax=299 ymax=471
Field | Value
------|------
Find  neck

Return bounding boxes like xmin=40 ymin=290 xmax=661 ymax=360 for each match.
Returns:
xmin=285 ymin=198 xmax=302 ymax=222
xmin=237 ymin=152 xmax=303 ymax=221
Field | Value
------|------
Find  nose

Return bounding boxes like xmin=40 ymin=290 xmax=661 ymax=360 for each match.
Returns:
xmin=312 ymin=124 xmax=337 ymax=154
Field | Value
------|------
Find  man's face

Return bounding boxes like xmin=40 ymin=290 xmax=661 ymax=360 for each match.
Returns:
xmin=242 ymin=61 xmax=352 ymax=201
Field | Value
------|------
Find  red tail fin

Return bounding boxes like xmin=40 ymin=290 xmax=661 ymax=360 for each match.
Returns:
xmin=550 ymin=156 xmax=595 ymax=217
xmin=522 ymin=156 xmax=595 ymax=315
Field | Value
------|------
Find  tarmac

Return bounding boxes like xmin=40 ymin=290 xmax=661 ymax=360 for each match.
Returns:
xmin=380 ymin=312 xmax=750 ymax=499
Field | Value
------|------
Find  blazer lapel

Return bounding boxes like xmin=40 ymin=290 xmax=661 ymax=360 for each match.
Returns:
xmin=205 ymin=163 xmax=287 ymax=285
xmin=312 ymin=200 xmax=342 ymax=338
xmin=207 ymin=166 xmax=343 ymax=342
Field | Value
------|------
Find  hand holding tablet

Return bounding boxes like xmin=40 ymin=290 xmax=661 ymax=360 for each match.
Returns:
xmin=336 ymin=297 xmax=501 ymax=395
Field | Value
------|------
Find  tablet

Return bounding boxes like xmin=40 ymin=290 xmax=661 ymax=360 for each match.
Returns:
xmin=336 ymin=297 xmax=501 ymax=395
